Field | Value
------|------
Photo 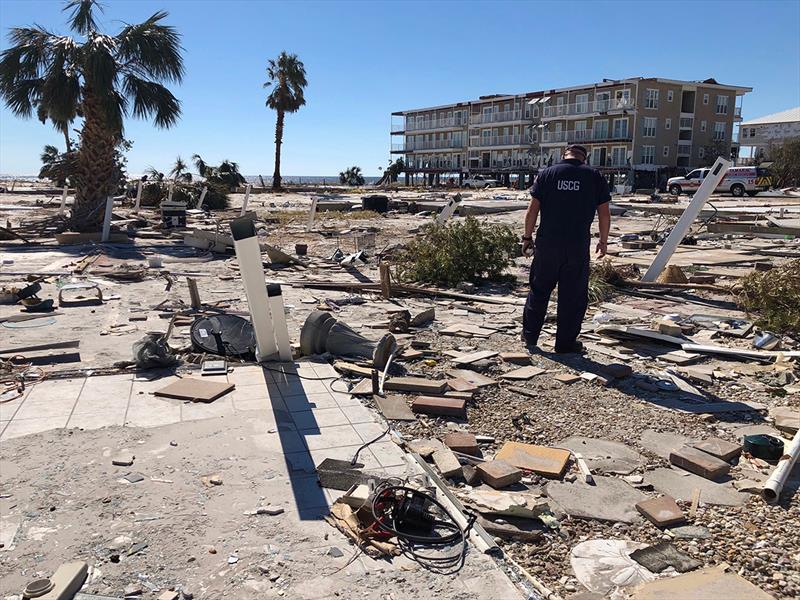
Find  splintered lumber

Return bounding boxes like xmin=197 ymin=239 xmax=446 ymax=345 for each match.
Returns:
xmin=411 ymin=396 xmax=466 ymax=418
xmin=384 ymin=377 xmax=447 ymax=394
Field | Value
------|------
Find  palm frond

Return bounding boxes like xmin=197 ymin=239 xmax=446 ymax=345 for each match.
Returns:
xmin=122 ymin=73 xmax=181 ymax=128
xmin=64 ymin=0 xmax=102 ymax=35
xmin=117 ymin=11 xmax=184 ymax=83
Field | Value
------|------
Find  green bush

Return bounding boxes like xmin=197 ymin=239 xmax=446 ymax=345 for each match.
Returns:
xmin=737 ymin=259 xmax=800 ymax=335
xmin=395 ymin=216 xmax=517 ymax=287
xmin=140 ymin=182 xmax=164 ymax=206
xmin=200 ymin=182 xmax=230 ymax=210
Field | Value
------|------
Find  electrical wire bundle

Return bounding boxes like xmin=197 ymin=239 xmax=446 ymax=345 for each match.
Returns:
xmin=370 ymin=482 xmax=475 ymax=574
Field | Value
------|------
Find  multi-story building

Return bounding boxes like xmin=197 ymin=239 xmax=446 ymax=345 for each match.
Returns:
xmin=738 ymin=107 xmax=800 ymax=164
xmin=391 ymin=77 xmax=751 ymax=189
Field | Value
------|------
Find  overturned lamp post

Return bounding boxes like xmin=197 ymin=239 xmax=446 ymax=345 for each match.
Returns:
xmin=300 ymin=310 xmax=396 ymax=369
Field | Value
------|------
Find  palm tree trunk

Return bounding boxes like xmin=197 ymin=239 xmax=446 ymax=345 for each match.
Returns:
xmin=63 ymin=127 xmax=72 ymax=154
xmin=272 ymin=109 xmax=284 ymax=191
xmin=71 ymin=91 xmax=117 ymax=232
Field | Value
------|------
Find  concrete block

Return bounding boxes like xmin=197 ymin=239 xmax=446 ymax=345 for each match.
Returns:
xmin=657 ymin=320 xmax=683 ymax=337
xmin=411 ymin=396 xmax=466 ymax=418
xmin=432 ymin=448 xmax=462 ymax=479
xmin=635 ymin=495 xmax=686 ymax=527
xmin=670 ymin=446 xmax=730 ymax=480
xmin=462 ymin=464 xmax=481 ymax=485
xmin=476 ymin=460 xmax=522 ymax=489
xmin=690 ymin=438 xmax=742 ymax=462
xmin=443 ymin=432 xmax=479 ymax=455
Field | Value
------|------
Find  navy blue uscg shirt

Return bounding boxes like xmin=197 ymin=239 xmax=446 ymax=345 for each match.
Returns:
xmin=530 ymin=159 xmax=611 ymax=245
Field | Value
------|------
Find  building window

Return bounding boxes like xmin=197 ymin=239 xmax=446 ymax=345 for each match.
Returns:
xmin=698 ymin=147 xmax=705 ymax=159
xmin=611 ymin=146 xmax=627 ymax=166
xmin=713 ymin=122 xmax=726 ymax=141
xmin=700 ymin=120 xmax=707 ymax=132
xmin=667 ymin=90 xmax=674 ymax=102
xmin=591 ymin=147 xmax=606 ymax=166
xmin=643 ymin=117 xmax=657 ymax=137
xmin=593 ymin=119 xmax=609 ymax=139
xmin=749 ymin=127 xmax=755 ymax=137
xmin=665 ymin=118 xmax=671 ymax=130
xmin=641 ymin=145 xmax=655 ymax=164
xmin=716 ymin=95 xmax=729 ymax=114
xmin=663 ymin=145 xmax=669 ymax=157
xmin=575 ymin=93 xmax=589 ymax=114
xmin=612 ymin=118 xmax=629 ymax=139
xmin=703 ymin=93 xmax=709 ymax=105
xmin=645 ymin=88 xmax=659 ymax=109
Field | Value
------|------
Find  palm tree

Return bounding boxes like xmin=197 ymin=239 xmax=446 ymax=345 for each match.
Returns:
xmin=170 ymin=156 xmax=192 ymax=182
xmin=0 ymin=0 xmax=184 ymax=231
xmin=191 ymin=153 xmax=211 ymax=179
xmin=263 ymin=51 xmax=306 ymax=191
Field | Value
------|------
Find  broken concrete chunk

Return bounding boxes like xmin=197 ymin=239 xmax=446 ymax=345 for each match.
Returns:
xmin=443 ymin=432 xmax=479 ymax=456
xmin=558 ymin=437 xmax=643 ymax=475
xmin=432 ymin=448 xmax=462 ymax=479
xmin=111 ymin=454 xmax=135 ymax=467
xmin=670 ymin=446 xmax=731 ymax=481
xmin=476 ymin=460 xmax=522 ymax=489
xmin=546 ymin=477 xmax=646 ymax=523
xmin=644 ymin=468 xmax=746 ymax=507
xmin=406 ymin=438 xmax=445 ymax=458
xmin=631 ymin=565 xmax=774 ymax=599
xmin=462 ymin=464 xmax=481 ymax=486
xmin=630 ymin=542 xmax=702 ymax=573
xmin=460 ymin=488 xmax=548 ymax=518
xmin=635 ymin=495 xmax=686 ymax=527
xmin=476 ymin=514 xmax=545 ymax=542
xmin=640 ymin=429 xmax=696 ymax=461
xmin=600 ymin=363 xmax=633 ymax=379
xmin=690 ymin=437 xmax=742 ymax=462
xmin=411 ymin=396 xmax=466 ymax=418
xmin=657 ymin=320 xmax=684 ymax=337
xmin=770 ymin=406 xmax=799 ymax=435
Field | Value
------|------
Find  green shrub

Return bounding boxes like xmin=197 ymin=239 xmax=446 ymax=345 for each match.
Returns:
xmin=395 ymin=216 xmax=517 ymax=287
xmin=200 ymin=182 xmax=230 ymax=210
xmin=172 ymin=186 xmax=192 ymax=205
xmin=140 ymin=182 xmax=164 ymax=206
xmin=737 ymin=259 xmax=800 ymax=335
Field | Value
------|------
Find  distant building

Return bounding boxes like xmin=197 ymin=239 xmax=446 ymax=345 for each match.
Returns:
xmin=391 ymin=77 xmax=751 ymax=189
xmin=738 ymin=107 xmax=800 ymax=164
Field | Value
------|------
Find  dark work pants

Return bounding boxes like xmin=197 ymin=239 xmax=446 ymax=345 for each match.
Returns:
xmin=522 ymin=240 xmax=590 ymax=351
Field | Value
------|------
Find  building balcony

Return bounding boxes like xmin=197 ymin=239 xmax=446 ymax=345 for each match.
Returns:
xmin=734 ymin=106 xmax=743 ymax=121
xmin=395 ymin=116 xmax=468 ymax=134
xmin=407 ymin=159 xmax=463 ymax=171
xmin=679 ymin=117 xmax=694 ymax=130
xmin=677 ymin=144 xmax=692 ymax=157
xmin=469 ymin=110 xmax=528 ymax=125
xmin=541 ymin=98 xmax=635 ymax=120
xmin=469 ymin=134 xmax=533 ymax=147
xmin=391 ymin=139 xmax=466 ymax=153
xmin=540 ymin=129 xmax=632 ymax=145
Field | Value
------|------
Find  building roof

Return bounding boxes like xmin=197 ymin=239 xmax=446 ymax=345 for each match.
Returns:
xmin=741 ymin=107 xmax=800 ymax=126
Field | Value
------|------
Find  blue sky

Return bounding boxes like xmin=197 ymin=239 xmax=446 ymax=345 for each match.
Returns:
xmin=1 ymin=0 xmax=799 ymax=177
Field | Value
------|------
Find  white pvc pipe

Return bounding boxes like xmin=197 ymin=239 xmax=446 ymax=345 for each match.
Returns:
xmin=435 ymin=193 xmax=463 ymax=225
xmin=306 ymin=196 xmax=318 ymax=231
xmin=198 ymin=186 xmax=208 ymax=207
xmin=101 ymin=195 xmax=114 ymax=242
xmin=267 ymin=284 xmax=292 ymax=361
xmin=133 ymin=180 xmax=143 ymax=212
xmin=231 ymin=217 xmax=278 ymax=361
xmin=59 ymin=185 xmax=68 ymax=214
xmin=642 ymin=157 xmax=731 ymax=281
xmin=240 ymin=183 xmax=252 ymax=216
xmin=762 ymin=430 xmax=800 ymax=503
xmin=167 ymin=181 xmax=174 ymax=202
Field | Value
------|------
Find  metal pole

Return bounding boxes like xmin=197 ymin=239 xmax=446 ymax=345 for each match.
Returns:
xmin=230 ymin=216 xmax=278 ymax=361
xmin=306 ymin=196 xmax=318 ymax=231
xmin=133 ymin=180 xmax=143 ymax=212
xmin=198 ymin=186 xmax=208 ymax=208
xmin=435 ymin=193 xmax=462 ymax=225
xmin=642 ymin=157 xmax=731 ymax=282
xmin=167 ymin=181 xmax=174 ymax=202
xmin=240 ymin=183 xmax=252 ymax=216
xmin=267 ymin=284 xmax=292 ymax=361
xmin=101 ymin=195 xmax=114 ymax=242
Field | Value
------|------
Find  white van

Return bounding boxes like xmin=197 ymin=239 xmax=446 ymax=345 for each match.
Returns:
xmin=667 ymin=166 xmax=771 ymax=197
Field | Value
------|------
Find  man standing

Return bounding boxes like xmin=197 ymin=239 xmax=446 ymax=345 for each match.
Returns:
xmin=521 ymin=144 xmax=611 ymax=353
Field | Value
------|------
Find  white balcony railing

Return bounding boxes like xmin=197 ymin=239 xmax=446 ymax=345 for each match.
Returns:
xmin=469 ymin=134 xmax=531 ymax=147
xmin=541 ymin=128 xmax=631 ymax=143
xmin=404 ymin=116 xmax=468 ymax=132
xmin=679 ymin=118 xmax=694 ymax=129
xmin=392 ymin=139 xmax=466 ymax=152
xmin=469 ymin=110 xmax=525 ymax=125
xmin=542 ymin=98 xmax=635 ymax=118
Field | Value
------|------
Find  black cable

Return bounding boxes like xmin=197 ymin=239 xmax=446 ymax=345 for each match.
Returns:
xmin=350 ymin=424 xmax=391 ymax=466
xmin=370 ymin=484 xmax=475 ymax=574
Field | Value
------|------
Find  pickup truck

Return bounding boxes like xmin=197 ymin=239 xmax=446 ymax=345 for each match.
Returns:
xmin=463 ymin=175 xmax=499 ymax=189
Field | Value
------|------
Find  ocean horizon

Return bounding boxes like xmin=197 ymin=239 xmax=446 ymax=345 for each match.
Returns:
xmin=0 ymin=174 xmax=383 ymax=185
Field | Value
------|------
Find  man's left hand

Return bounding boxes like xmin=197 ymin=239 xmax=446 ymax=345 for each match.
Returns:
xmin=595 ymin=240 xmax=608 ymax=257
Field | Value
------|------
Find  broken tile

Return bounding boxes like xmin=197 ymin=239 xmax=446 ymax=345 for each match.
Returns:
xmin=545 ymin=477 xmax=647 ymax=523
xmin=640 ymin=429 xmax=696 ymax=461
xmin=373 ymin=395 xmax=416 ymax=421
xmin=635 ymin=495 xmax=686 ymax=527
xmin=476 ymin=514 xmax=545 ymax=542
xmin=443 ymin=432 xmax=479 ymax=456
xmin=631 ymin=566 xmax=774 ymax=599
xmin=500 ymin=366 xmax=546 ymax=381
xmin=558 ymin=437 xmax=643 ymax=475
xmin=452 ymin=350 xmax=498 ymax=365
xmin=499 ymin=352 xmax=531 ymax=365
xmin=154 ymin=378 xmax=234 ymax=403
xmin=406 ymin=438 xmax=445 ymax=458
xmin=630 ymin=542 xmax=701 ymax=573
xmin=670 ymin=446 xmax=731 ymax=481
xmin=411 ymin=396 xmax=466 ymax=418
xmin=770 ymin=406 xmax=799 ymax=435
xmin=446 ymin=369 xmax=497 ymax=388
xmin=476 ymin=460 xmax=522 ymax=489
xmin=495 ymin=441 xmax=570 ymax=478
xmin=384 ymin=377 xmax=447 ymax=394
xmin=644 ymin=468 xmax=746 ymax=506
xmin=690 ymin=437 xmax=742 ymax=462
xmin=554 ymin=373 xmax=580 ymax=385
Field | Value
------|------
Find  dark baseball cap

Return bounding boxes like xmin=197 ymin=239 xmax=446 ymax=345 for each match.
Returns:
xmin=566 ymin=144 xmax=588 ymax=158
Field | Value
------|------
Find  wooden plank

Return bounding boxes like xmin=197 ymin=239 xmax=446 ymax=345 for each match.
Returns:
xmin=154 ymin=378 xmax=234 ymax=403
